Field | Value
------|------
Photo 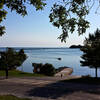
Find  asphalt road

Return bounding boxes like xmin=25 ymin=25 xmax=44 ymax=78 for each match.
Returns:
xmin=0 ymin=76 xmax=100 ymax=100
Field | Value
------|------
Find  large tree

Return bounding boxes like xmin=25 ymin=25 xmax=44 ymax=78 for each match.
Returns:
xmin=0 ymin=48 xmax=27 ymax=78
xmin=0 ymin=0 xmax=100 ymax=41
xmin=80 ymin=29 xmax=100 ymax=78
xmin=50 ymin=0 xmax=100 ymax=42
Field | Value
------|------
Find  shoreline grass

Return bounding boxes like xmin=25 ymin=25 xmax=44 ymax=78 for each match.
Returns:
xmin=0 ymin=95 xmax=31 ymax=100
xmin=0 ymin=70 xmax=45 ymax=77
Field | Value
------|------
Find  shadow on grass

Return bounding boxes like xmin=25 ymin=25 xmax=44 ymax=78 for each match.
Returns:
xmin=27 ymin=77 xmax=100 ymax=99
xmin=62 ymin=77 xmax=100 ymax=85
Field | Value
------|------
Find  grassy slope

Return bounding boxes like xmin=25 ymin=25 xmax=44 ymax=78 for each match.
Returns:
xmin=0 ymin=70 xmax=45 ymax=77
xmin=0 ymin=95 xmax=31 ymax=100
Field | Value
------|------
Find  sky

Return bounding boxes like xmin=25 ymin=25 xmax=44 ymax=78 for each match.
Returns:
xmin=0 ymin=0 xmax=100 ymax=47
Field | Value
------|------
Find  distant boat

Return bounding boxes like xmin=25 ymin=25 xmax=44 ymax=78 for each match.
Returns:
xmin=57 ymin=58 xmax=62 ymax=60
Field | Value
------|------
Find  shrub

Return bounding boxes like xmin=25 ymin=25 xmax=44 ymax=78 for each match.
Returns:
xmin=32 ymin=63 xmax=56 ymax=76
xmin=41 ymin=63 xmax=56 ymax=76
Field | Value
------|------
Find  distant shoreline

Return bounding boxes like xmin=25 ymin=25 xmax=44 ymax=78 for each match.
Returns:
xmin=0 ymin=47 xmax=82 ymax=50
xmin=69 ymin=45 xmax=83 ymax=49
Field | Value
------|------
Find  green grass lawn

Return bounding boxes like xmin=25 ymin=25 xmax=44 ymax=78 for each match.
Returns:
xmin=0 ymin=70 xmax=45 ymax=77
xmin=62 ymin=76 xmax=100 ymax=85
xmin=0 ymin=95 xmax=31 ymax=100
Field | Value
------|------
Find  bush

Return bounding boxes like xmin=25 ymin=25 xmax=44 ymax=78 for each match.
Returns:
xmin=33 ymin=63 xmax=56 ymax=76
xmin=41 ymin=63 xmax=56 ymax=76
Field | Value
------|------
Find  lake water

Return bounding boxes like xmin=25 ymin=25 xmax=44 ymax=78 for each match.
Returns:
xmin=0 ymin=47 xmax=100 ymax=77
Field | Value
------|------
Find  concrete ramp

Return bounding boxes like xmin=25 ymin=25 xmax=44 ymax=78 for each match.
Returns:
xmin=55 ymin=68 xmax=73 ymax=77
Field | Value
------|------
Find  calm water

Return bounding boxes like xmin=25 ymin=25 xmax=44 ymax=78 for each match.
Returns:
xmin=0 ymin=47 xmax=100 ymax=77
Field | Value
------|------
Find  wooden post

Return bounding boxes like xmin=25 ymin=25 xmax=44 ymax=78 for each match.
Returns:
xmin=95 ymin=67 xmax=98 ymax=78
xmin=5 ymin=68 xmax=8 ymax=79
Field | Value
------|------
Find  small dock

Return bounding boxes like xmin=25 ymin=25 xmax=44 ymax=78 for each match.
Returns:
xmin=55 ymin=67 xmax=73 ymax=77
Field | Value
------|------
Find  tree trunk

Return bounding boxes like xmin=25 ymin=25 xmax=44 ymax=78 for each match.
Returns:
xmin=95 ymin=67 xmax=98 ymax=78
xmin=5 ymin=69 xmax=8 ymax=79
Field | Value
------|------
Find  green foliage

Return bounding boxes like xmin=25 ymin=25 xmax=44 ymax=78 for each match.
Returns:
xmin=73 ymin=0 xmax=85 ymax=4
xmin=80 ymin=29 xmax=100 ymax=77
xmin=4 ymin=0 xmax=46 ymax=15
xmin=0 ymin=26 xmax=6 ymax=36
xmin=33 ymin=63 xmax=56 ymax=76
xmin=0 ymin=48 xmax=27 ymax=78
xmin=0 ymin=0 xmax=99 ymax=42
xmin=41 ymin=63 xmax=56 ymax=76
xmin=0 ymin=48 xmax=27 ymax=70
xmin=49 ymin=0 xmax=89 ymax=42
xmin=0 ymin=95 xmax=31 ymax=100
xmin=0 ymin=0 xmax=7 ymax=36
xmin=0 ymin=0 xmax=46 ymax=36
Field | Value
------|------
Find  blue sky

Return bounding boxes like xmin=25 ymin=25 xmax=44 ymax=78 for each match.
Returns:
xmin=0 ymin=0 xmax=100 ymax=47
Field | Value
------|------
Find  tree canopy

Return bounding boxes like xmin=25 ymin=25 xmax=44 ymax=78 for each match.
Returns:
xmin=80 ymin=29 xmax=100 ymax=78
xmin=0 ymin=0 xmax=46 ymax=36
xmin=0 ymin=0 xmax=100 ymax=42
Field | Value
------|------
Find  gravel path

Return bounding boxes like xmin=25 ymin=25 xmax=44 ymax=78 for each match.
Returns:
xmin=0 ymin=76 xmax=100 ymax=100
